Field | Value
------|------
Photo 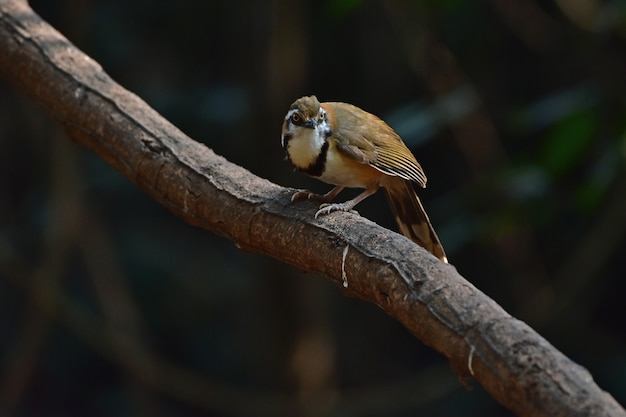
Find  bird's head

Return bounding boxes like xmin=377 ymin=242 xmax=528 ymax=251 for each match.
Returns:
xmin=281 ymin=95 xmax=330 ymax=149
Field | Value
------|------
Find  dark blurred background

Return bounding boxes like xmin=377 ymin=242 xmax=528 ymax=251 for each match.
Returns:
xmin=1 ymin=0 xmax=625 ymax=416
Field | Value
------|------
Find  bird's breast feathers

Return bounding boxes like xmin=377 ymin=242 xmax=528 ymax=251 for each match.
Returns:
xmin=318 ymin=140 xmax=382 ymax=188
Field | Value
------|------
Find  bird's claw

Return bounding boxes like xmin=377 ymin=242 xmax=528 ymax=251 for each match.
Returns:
xmin=291 ymin=189 xmax=319 ymax=202
xmin=314 ymin=203 xmax=359 ymax=219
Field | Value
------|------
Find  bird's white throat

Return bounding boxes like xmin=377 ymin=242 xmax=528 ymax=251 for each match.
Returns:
xmin=286 ymin=124 xmax=328 ymax=170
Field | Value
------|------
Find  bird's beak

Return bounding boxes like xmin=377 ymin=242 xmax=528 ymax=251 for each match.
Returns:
xmin=303 ymin=118 xmax=317 ymax=129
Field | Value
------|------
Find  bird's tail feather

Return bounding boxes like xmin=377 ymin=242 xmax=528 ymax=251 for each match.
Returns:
xmin=383 ymin=179 xmax=447 ymax=262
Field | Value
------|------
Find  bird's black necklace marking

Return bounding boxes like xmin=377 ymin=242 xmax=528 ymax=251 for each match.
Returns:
xmin=282 ymin=133 xmax=292 ymax=150
xmin=302 ymin=139 xmax=329 ymax=177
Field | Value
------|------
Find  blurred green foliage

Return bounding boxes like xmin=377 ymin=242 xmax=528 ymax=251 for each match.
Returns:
xmin=541 ymin=110 xmax=596 ymax=177
xmin=1 ymin=0 xmax=625 ymax=416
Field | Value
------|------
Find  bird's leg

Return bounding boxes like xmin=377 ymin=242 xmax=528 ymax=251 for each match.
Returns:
xmin=315 ymin=186 xmax=378 ymax=219
xmin=291 ymin=186 xmax=344 ymax=203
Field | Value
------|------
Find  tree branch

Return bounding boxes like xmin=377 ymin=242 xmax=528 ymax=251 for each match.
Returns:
xmin=0 ymin=1 xmax=623 ymax=416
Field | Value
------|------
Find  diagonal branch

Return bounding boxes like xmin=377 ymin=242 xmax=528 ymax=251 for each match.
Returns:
xmin=0 ymin=1 xmax=623 ymax=416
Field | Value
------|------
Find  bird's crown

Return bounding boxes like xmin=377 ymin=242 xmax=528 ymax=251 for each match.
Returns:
xmin=289 ymin=95 xmax=321 ymax=119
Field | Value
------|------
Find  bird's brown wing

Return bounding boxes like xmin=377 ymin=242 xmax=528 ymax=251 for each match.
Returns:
xmin=327 ymin=102 xmax=427 ymax=188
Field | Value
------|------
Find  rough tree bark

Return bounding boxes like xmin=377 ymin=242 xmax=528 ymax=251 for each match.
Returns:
xmin=0 ymin=1 xmax=623 ymax=416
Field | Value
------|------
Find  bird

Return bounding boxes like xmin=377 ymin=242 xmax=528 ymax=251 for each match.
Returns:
xmin=281 ymin=95 xmax=447 ymax=263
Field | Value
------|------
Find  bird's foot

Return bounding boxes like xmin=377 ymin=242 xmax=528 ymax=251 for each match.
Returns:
xmin=291 ymin=189 xmax=331 ymax=203
xmin=315 ymin=203 xmax=359 ymax=219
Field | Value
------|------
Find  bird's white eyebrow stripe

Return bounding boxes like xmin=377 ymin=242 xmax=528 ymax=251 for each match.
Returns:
xmin=286 ymin=108 xmax=299 ymax=120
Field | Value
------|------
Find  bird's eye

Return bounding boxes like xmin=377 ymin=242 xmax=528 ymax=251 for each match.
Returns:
xmin=319 ymin=112 xmax=325 ymax=121
xmin=291 ymin=113 xmax=301 ymax=123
